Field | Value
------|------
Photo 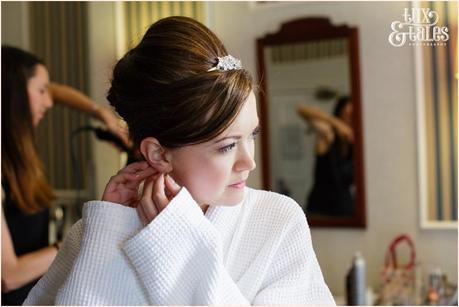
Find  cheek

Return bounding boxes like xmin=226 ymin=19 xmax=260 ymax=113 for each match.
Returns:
xmin=28 ymin=90 xmax=36 ymax=109
xmin=27 ymin=91 xmax=40 ymax=121
xmin=173 ymin=155 xmax=232 ymax=204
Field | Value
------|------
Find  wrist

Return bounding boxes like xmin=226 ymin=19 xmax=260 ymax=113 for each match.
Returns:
xmin=92 ymin=103 xmax=102 ymax=119
xmin=329 ymin=117 xmax=342 ymax=129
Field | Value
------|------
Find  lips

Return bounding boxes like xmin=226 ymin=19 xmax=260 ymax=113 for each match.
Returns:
xmin=229 ymin=179 xmax=246 ymax=189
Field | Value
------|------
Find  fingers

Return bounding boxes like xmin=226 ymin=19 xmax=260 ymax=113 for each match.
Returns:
xmin=101 ymin=180 xmax=118 ymax=201
xmin=136 ymin=202 xmax=149 ymax=226
xmin=119 ymin=161 xmax=159 ymax=181
xmin=119 ymin=161 xmax=149 ymax=174
xmin=106 ymin=167 xmax=153 ymax=191
xmin=164 ymin=174 xmax=181 ymax=200
xmin=137 ymin=167 xmax=157 ymax=178
xmin=137 ymin=173 xmax=177 ymax=226
xmin=153 ymin=174 xmax=169 ymax=213
xmin=139 ymin=176 xmax=159 ymax=222
xmin=105 ymin=173 xmax=131 ymax=188
xmin=102 ymin=161 xmax=157 ymax=205
xmin=108 ymin=123 xmax=130 ymax=147
xmin=118 ymin=128 xmax=133 ymax=149
xmin=103 ymin=112 xmax=131 ymax=148
xmin=124 ymin=167 xmax=156 ymax=189
xmin=117 ymin=162 xmax=157 ymax=190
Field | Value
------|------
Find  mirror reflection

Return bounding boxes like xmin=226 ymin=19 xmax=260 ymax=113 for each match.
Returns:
xmin=257 ymin=18 xmax=366 ymax=227
xmin=265 ymin=39 xmax=356 ymax=217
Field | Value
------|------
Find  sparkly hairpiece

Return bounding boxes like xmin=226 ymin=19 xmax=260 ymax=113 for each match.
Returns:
xmin=207 ymin=55 xmax=242 ymax=72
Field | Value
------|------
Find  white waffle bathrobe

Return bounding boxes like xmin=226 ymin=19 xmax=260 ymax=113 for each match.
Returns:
xmin=24 ymin=187 xmax=335 ymax=305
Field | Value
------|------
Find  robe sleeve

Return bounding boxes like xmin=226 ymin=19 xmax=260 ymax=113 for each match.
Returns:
xmin=122 ymin=187 xmax=250 ymax=305
xmin=23 ymin=220 xmax=84 ymax=305
xmin=52 ymin=202 xmax=146 ymax=305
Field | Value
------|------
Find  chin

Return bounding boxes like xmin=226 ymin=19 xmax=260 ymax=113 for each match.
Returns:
xmin=191 ymin=186 xmax=245 ymax=207
xmin=217 ymin=188 xmax=245 ymax=206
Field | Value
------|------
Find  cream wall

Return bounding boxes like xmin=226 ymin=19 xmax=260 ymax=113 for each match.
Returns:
xmin=208 ymin=1 xmax=457 ymax=296
xmin=1 ymin=2 xmax=29 ymax=50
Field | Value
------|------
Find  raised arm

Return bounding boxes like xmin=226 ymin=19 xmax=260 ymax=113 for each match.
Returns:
xmin=297 ymin=104 xmax=354 ymax=152
xmin=49 ymin=83 xmax=131 ymax=148
xmin=297 ymin=105 xmax=336 ymax=125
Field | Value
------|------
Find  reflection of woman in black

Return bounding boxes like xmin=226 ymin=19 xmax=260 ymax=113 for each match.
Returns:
xmin=297 ymin=96 xmax=355 ymax=216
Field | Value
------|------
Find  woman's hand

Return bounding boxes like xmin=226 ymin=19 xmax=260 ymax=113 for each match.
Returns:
xmin=96 ymin=105 xmax=132 ymax=149
xmin=102 ymin=161 xmax=156 ymax=207
xmin=137 ymin=173 xmax=181 ymax=225
xmin=48 ymin=83 xmax=133 ymax=149
xmin=333 ymin=119 xmax=354 ymax=143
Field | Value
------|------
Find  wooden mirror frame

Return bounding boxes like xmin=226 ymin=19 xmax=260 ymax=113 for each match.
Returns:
xmin=256 ymin=17 xmax=366 ymax=228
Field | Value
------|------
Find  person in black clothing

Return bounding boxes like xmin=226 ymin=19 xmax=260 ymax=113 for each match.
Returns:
xmin=1 ymin=46 xmax=130 ymax=305
xmin=297 ymin=96 xmax=355 ymax=216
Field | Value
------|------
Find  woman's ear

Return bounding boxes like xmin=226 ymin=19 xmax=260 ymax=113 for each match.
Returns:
xmin=139 ymin=137 xmax=172 ymax=173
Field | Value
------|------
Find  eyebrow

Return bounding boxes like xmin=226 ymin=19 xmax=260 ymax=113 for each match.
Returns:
xmin=213 ymin=124 xmax=260 ymax=144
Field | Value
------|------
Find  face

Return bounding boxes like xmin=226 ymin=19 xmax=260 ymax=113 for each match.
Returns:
xmin=168 ymin=91 xmax=259 ymax=207
xmin=340 ymin=101 xmax=353 ymax=126
xmin=27 ymin=64 xmax=53 ymax=126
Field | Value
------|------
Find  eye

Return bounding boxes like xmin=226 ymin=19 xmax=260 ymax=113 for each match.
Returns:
xmin=218 ymin=142 xmax=236 ymax=154
xmin=250 ymin=126 xmax=261 ymax=139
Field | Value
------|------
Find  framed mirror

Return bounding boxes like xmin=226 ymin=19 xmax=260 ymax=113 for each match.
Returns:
xmin=256 ymin=17 xmax=366 ymax=227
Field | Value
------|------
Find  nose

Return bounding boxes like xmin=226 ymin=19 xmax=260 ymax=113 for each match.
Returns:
xmin=45 ymin=92 xmax=53 ymax=109
xmin=234 ymin=143 xmax=256 ymax=173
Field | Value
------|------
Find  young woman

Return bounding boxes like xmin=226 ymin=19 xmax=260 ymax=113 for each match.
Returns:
xmin=25 ymin=17 xmax=335 ymax=305
xmin=1 ymin=46 xmax=129 ymax=305
xmin=297 ymin=97 xmax=355 ymax=216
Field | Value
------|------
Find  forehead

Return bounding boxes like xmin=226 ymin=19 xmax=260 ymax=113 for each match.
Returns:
xmin=30 ymin=64 xmax=49 ymax=82
xmin=223 ymin=91 xmax=258 ymax=133
xmin=176 ymin=91 xmax=259 ymax=151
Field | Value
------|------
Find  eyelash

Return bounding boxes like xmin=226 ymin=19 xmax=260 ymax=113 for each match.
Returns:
xmin=218 ymin=127 xmax=261 ymax=154
xmin=251 ymin=127 xmax=261 ymax=139
xmin=219 ymin=143 xmax=236 ymax=154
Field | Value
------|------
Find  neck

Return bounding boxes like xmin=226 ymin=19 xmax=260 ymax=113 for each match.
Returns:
xmin=201 ymin=204 xmax=209 ymax=214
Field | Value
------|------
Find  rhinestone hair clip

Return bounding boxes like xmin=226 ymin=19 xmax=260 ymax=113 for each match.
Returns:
xmin=207 ymin=55 xmax=242 ymax=72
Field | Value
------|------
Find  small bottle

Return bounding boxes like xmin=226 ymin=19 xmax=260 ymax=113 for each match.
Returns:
xmin=426 ymin=269 xmax=442 ymax=305
xmin=346 ymin=252 xmax=366 ymax=305
xmin=414 ymin=262 xmax=424 ymax=305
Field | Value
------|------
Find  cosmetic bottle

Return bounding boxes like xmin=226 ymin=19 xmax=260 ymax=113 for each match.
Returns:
xmin=346 ymin=251 xmax=366 ymax=305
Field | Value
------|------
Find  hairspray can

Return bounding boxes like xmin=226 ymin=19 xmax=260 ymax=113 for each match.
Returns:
xmin=346 ymin=252 xmax=366 ymax=305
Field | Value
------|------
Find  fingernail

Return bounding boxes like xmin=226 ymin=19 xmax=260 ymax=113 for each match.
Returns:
xmin=165 ymin=174 xmax=172 ymax=186
xmin=166 ymin=174 xmax=180 ymax=189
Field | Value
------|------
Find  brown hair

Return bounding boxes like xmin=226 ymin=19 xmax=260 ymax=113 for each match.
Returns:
xmin=107 ymin=16 xmax=253 ymax=149
xmin=1 ymin=46 xmax=55 ymax=214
